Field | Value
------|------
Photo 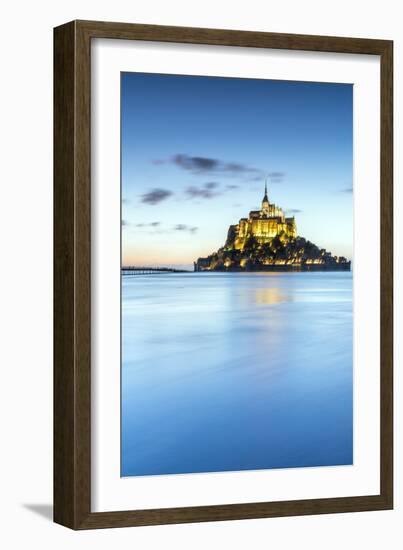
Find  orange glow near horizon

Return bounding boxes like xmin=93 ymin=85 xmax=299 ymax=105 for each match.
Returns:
xmin=122 ymin=248 xmax=198 ymax=267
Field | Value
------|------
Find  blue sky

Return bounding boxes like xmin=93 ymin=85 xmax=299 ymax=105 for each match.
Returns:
xmin=121 ymin=72 xmax=353 ymax=268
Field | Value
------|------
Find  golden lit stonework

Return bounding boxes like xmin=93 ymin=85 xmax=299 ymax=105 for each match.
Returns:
xmin=229 ymin=182 xmax=296 ymax=250
xmin=194 ymin=183 xmax=350 ymax=272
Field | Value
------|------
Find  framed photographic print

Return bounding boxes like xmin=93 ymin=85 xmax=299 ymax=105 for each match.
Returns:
xmin=54 ymin=20 xmax=393 ymax=529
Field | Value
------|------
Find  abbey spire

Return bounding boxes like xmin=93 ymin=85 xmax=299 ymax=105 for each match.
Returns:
xmin=261 ymin=179 xmax=270 ymax=212
xmin=263 ymin=180 xmax=268 ymax=202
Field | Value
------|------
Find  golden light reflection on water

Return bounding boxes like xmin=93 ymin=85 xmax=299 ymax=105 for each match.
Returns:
xmin=253 ymin=287 xmax=291 ymax=305
xmin=233 ymin=284 xmax=293 ymax=307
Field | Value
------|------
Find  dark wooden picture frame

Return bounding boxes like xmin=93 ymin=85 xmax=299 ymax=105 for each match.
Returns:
xmin=54 ymin=20 xmax=393 ymax=529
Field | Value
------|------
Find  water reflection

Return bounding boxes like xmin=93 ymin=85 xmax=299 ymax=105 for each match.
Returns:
xmin=252 ymin=286 xmax=291 ymax=305
xmin=122 ymin=272 xmax=353 ymax=477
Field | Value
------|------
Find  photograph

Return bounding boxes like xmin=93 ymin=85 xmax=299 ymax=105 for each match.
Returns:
xmin=121 ymin=72 xmax=353 ymax=477
xmin=0 ymin=0 xmax=395 ymax=540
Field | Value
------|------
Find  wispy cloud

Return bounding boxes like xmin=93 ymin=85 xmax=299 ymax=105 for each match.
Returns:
xmin=141 ymin=188 xmax=173 ymax=205
xmin=340 ymin=187 xmax=353 ymax=193
xmin=174 ymin=155 xmax=218 ymax=172
xmin=185 ymin=182 xmax=220 ymax=199
xmin=174 ymin=224 xmax=198 ymax=234
xmin=155 ymin=154 xmax=265 ymax=181
xmin=135 ymin=221 xmax=160 ymax=228
xmin=268 ymin=171 xmax=285 ymax=184
xmin=285 ymin=208 xmax=302 ymax=215
xmin=132 ymin=222 xmax=198 ymax=235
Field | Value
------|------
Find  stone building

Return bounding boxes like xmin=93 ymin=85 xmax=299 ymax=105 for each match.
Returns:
xmin=226 ymin=183 xmax=297 ymax=250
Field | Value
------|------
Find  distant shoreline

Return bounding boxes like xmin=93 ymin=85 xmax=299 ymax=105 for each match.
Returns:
xmin=121 ymin=261 xmax=351 ymax=275
xmin=194 ymin=264 xmax=351 ymax=273
xmin=121 ymin=264 xmax=351 ymax=275
xmin=194 ymin=260 xmax=351 ymax=273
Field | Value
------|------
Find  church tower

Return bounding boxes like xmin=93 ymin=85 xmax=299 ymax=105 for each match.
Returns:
xmin=261 ymin=180 xmax=270 ymax=215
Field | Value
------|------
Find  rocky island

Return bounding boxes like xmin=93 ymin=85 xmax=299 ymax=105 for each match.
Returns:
xmin=194 ymin=183 xmax=351 ymax=272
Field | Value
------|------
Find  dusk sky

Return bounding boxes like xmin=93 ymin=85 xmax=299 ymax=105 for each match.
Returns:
xmin=121 ymin=72 xmax=353 ymax=269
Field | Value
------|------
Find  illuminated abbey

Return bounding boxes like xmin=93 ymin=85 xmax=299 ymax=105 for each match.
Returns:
xmin=194 ymin=182 xmax=350 ymax=272
xmin=227 ymin=182 xmax=297 ymax=250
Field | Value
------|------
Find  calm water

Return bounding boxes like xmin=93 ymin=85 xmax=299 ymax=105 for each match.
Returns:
xmin=121 ymin=272 xmax=353 ymax=477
